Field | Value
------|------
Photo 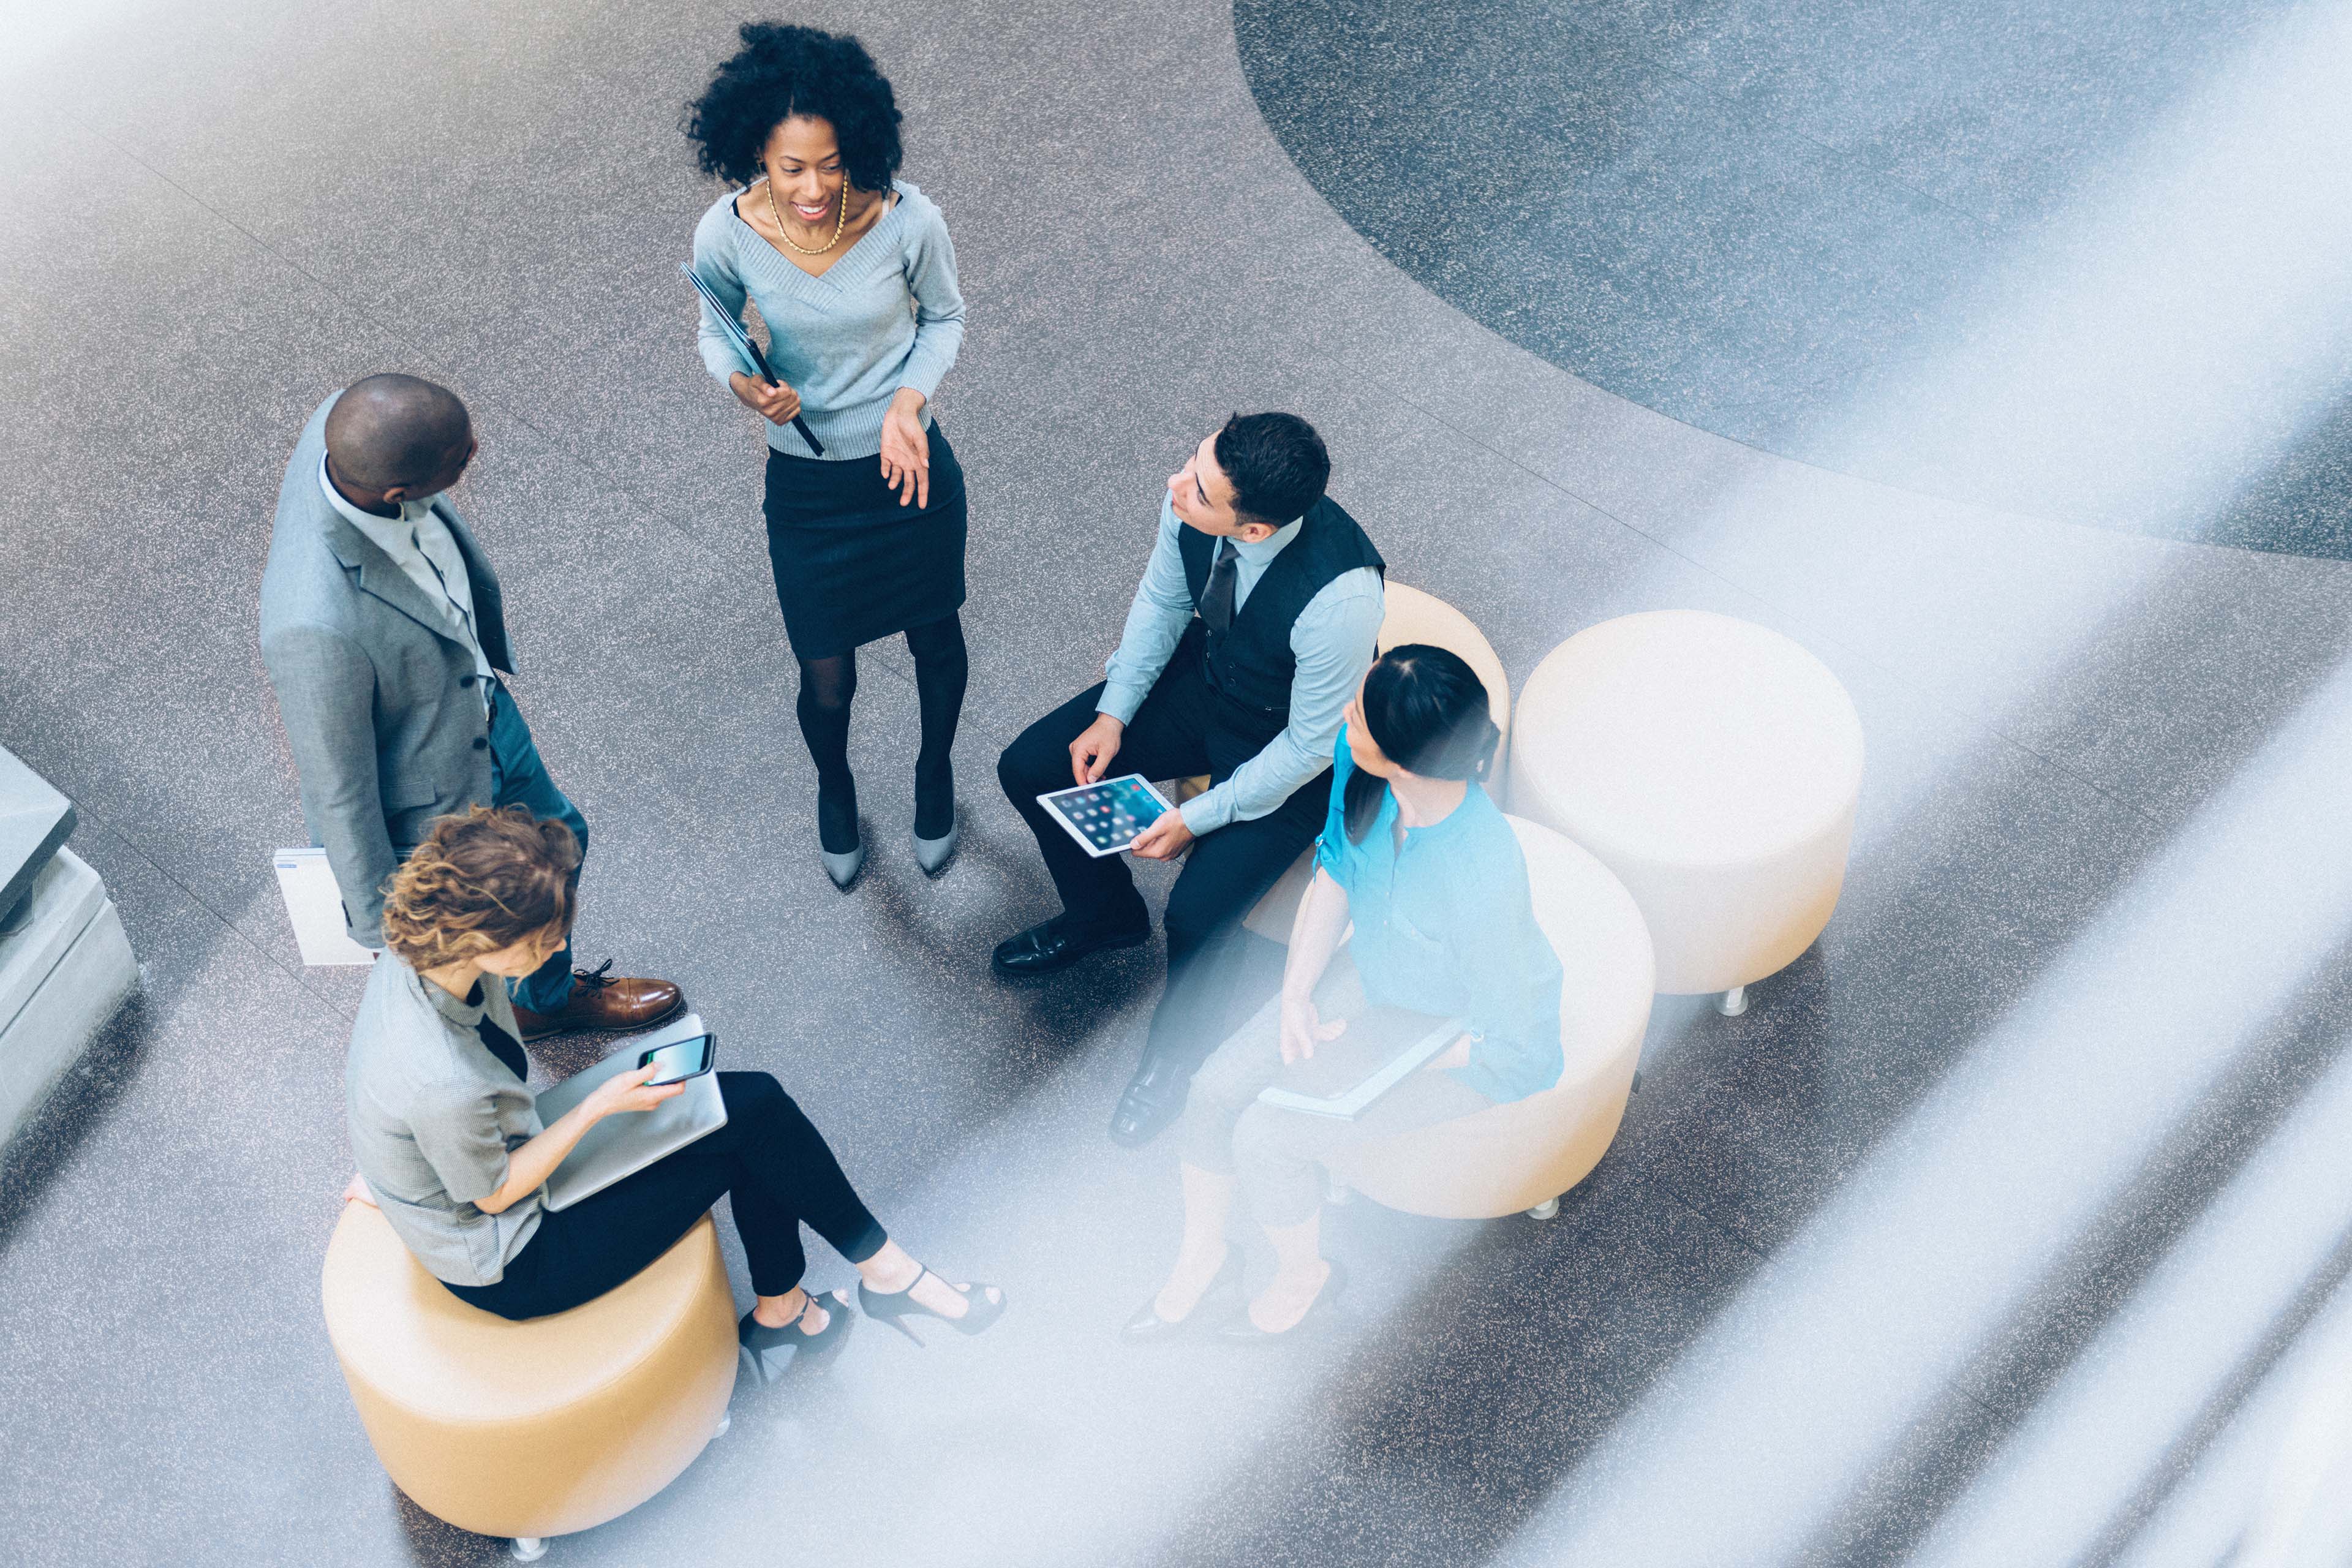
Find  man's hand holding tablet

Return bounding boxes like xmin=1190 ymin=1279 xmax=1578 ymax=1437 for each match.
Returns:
xmin=1129 ymin=808 xmax=1194 ymax=861
xmin=1036 ymin=774 xmax=1179 ymax=859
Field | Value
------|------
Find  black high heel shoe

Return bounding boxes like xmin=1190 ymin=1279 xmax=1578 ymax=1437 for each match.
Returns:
xmin=1219 ymin=1259 xmax=1348 ymax=1344
xmin=858 ymin=1268 xmax=1006 ymax=1344
xmin=739 ymin=1287 xmax=855 ymax=1384
xmin=1121 ymin=1245 xmax=1243 ymax=1344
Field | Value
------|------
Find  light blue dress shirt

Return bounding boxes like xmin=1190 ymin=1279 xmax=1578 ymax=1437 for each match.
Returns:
xmin=1099 ymin=493 xmax=1385 ymax=834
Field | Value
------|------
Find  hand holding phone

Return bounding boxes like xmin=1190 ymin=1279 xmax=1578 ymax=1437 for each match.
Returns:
xmin=638 ymin=1032 xmax=717 ymax=1086
xmin=586 ymin=1062 xmax=687 ymax=1119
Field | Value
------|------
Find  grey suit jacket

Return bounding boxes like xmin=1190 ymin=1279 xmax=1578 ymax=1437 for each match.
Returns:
xmin=259 ymin=393 xmax=516 ymax=947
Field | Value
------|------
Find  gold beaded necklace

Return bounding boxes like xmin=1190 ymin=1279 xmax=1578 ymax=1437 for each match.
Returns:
xmin=767 ymin=175 xmax=849 ymax=257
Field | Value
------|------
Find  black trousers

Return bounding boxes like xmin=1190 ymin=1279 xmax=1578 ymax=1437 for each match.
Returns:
xmin=447 ymin=1072 xmax=886 ymax=1321
xmin=997 ymin=647 xmax=1331 ymax=1071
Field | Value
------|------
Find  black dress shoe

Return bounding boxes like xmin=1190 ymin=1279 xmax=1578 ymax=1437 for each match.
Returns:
xmin=1109 ymin=1054 xmax=1193 ymax=1148
xmin=1122 ymin=1245 xmax=1242 ymax=1344
xmin=990 ymin=916 xmax=1150 ymax=980
xmin=1220 ymin=1260 xmax=1349 ymax=1343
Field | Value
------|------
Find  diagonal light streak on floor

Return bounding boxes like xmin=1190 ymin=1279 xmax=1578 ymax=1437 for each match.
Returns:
xmin=1905 ymin=1028 xmax=2352 ymax=1564
xmin=2111 ymin=1270 xmax=2352 ymax=1568
xmin=1814 ymin=1 xmax=2352 ymax=538
xmin=1490 ymin=650 xmax=2352 ymax=1565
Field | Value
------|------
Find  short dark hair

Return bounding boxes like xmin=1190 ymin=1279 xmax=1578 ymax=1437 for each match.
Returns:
xmin=1213 ymin=412 xmax=1330 ymax=527
xmin=682 ymin=23 xmax=904 ymax=192
xmin=325 ymin=374 xmax=470 ymax=491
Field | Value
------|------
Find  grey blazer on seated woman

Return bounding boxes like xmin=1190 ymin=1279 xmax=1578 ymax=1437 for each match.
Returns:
xmin=346 ymin=951 xmax=544 ymax=1287
xmin=258 ymin=393 xmax=514 ymax=948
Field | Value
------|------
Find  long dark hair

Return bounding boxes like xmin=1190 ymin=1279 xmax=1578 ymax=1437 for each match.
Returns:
xmin=1344 ymin=644 xmax=1500 ymax=842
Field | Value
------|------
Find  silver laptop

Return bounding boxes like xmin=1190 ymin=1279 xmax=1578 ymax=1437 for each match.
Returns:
xmin=535 ymin=1012 xmax=729 ymax=1211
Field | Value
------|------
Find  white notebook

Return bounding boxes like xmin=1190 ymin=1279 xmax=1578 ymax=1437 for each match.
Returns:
xmin=272 ymin=848 xmax=375 ymax=966
xmin=1255 ymin=1012 xmax=1469 ymax=1120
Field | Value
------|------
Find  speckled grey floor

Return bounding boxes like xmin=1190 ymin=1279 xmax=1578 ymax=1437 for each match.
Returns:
xmin=3 ymin=2 xmax=2350 ymax=1565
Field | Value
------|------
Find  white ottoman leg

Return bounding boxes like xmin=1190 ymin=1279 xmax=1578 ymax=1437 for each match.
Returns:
xmin=509 ymin=1540 xmax=548 ymax=1563
xmin=1526 ymin=1197 xmax=1561 ymax=1220
xmin=1717 ymin=984 xmax=1748 ymax=1017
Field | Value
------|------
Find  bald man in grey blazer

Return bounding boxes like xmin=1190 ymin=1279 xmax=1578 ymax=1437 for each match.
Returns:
xmin=260 ymin=374 xmax=679 ymax=1038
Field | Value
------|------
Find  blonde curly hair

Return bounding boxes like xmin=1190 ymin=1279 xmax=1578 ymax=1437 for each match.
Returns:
xmin=380 ymin=805 xmax=581 ymax=973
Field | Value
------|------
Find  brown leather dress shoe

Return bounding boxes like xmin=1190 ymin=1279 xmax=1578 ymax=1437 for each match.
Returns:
xmin=510 ymin=961 xmax=684 ymax=1041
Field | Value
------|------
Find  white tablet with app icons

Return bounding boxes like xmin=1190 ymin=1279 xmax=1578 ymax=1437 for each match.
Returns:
xmin=1036 ymin=774 xmax=1178 ymax=858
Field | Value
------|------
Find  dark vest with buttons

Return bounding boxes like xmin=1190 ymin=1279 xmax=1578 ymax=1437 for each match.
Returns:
xmin=1176 ymin=497 xmax=1384 ymax=755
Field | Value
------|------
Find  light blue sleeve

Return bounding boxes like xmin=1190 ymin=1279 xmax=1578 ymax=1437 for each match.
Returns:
xmin=692 ymin=202 xmax=755 ymax=388
xmin=1312 ymin=726 xmax=1358 ymax=885
xmin=896 ymin=195 xmax=965 ymax=401
xmin=1447 ymin=821 xmax=1568 ymax=1102
xmin=1097 ymin=494 xmax=1196 ymax=725
xmin=1180 ymin=567 xmax=1385 ymax=834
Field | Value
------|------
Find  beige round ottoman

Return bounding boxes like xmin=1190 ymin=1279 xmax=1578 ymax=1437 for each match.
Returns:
xmin=1231 ymin=580 xmax=1516 ymax=940
xmin=322 ymin=1205 xmax=737 ymax=1558
xmin=1507 ymin=610 xmax=1864 ymax=1011
xmin=1324 ymin=816 xmax=1654 ymax=1218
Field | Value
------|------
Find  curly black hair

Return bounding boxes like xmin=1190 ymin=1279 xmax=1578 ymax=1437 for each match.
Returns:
xmin=683 ymin=22 xmax=904 ymax=191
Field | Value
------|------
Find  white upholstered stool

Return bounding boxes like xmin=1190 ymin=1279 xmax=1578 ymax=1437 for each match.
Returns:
xmin=1322 ymin=815 xmax=1654 ymax=1218
xmin=1506 ymin=610 xmax=1863 ymax=1013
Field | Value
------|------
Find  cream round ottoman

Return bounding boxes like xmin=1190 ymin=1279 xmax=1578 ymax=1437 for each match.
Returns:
xmin=1507 ymin=610 xmax=1863 ymax=1012
xmin=1230 ymin=581 xmax=1516 ymax=941
xmin=1324 ymin=816 xmax=1654 ymax=1218
xmin=322 ymin=1205 xmax=737 ymax=1558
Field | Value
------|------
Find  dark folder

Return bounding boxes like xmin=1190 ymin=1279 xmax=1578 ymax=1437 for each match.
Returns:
xmin=681 ymin=262 xmax=825 ymax=456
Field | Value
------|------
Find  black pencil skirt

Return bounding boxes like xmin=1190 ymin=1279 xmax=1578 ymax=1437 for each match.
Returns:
xmin=761 ymin=422 xmax=968 ymax=660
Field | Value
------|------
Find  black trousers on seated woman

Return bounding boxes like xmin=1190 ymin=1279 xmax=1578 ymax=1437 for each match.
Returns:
xmin=447 ymin=1071 xmax=885 ymax=1321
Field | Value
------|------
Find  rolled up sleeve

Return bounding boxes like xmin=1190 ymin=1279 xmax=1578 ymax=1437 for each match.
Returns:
xmin=1098 ymin=496 xmax=1196 ymax=725
xmin=1181 ymin=568 xmax=1384 ymax=835
xmin=1449 ymin=870 xmax=1567 ymax=1102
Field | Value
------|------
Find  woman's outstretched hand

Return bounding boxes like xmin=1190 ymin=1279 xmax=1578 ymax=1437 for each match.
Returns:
xmin=1280 ymin=993 xmax=1348 ymax=1064
xmin=730 ymin=370 xmax=802 ymax=427
xmin=880 ymin=388 xmax=930 ymax=508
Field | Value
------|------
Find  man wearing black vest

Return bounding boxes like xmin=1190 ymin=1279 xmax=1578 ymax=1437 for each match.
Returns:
xmin=994 ymin=413 xmax=1385 ymax=1147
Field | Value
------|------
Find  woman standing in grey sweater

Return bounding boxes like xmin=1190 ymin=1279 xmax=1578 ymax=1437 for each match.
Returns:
xmin=685 ymin=23 xmax=970 ymax=888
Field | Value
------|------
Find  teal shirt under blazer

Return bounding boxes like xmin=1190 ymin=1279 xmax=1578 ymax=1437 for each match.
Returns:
xmin=259 ymin=392 xmax=511 ymax=948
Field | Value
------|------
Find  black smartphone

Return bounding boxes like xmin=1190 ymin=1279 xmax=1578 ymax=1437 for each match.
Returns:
xmin=638 ymin=1032 xmax=717 ymax=1086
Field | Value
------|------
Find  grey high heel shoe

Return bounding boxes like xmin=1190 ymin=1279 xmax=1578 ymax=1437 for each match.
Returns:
xmin=912 ymin=820 xmax=959 ymax=876
xmin=821 ymin=840 xmax=867 ymax=890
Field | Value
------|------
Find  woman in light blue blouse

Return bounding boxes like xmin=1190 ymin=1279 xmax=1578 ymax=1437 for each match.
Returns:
xmin=685 ymin=24 xmax=970 ymax=888
xmin=1125 ymin=646 xmax=1566 ymax=1343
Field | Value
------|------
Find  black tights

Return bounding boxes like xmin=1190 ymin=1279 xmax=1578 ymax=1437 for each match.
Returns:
xmin=797 ymin=612 xmax=968 ymax=852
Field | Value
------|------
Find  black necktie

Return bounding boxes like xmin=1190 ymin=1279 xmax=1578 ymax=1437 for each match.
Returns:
xmin=1201 ymin=541 xmax=1238 ymax=636
xmin=477 ymin=1019 xmax=527 ymax=1081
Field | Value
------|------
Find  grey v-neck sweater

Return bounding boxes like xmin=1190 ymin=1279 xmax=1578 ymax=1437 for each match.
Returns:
xmin=690 ymin=179 xmax=965 ymax=461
